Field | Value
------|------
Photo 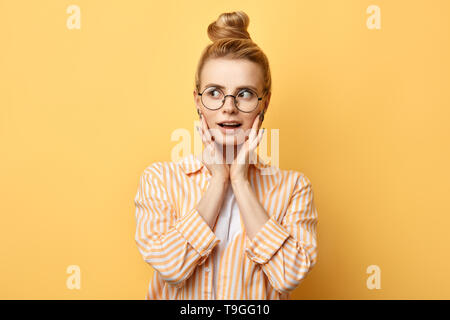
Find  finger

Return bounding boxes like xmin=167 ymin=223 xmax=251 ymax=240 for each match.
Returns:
xmin=199 ymin=119 xmax=213 ymax=146
xmin=255 ymin=128 xmax=264 ymax=147
xmin=196 ymin=125 xmax=205 ymax=143
xmin=196 ymin=125 xmax=208 ymax=146
xmin=249 ymin=113 xmax=260 ymax=141
xmin=207 ymin=142 xmax=215 ymax=159
xmin=247 ymin=129 xmax=262 ymax=165
xmin=200 ymin=111 xmax=209 ymax=129
xmin=249 ymin=128 xmax=264 ymax=150
xmin=201 ymin=114 xmax=214 ymax=142
xmin=196 ymin=125 xmax=203 ymax=141
xmin=236 ymin=139 xmax=249 ymax=165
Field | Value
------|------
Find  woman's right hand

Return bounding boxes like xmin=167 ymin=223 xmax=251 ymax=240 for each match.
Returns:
xmin=196 ymin=113 xmax=230 ymax=181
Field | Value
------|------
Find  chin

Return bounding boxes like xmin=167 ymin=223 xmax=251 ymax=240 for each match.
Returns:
xmin=213 ymin=131 xmax=246 ymax=146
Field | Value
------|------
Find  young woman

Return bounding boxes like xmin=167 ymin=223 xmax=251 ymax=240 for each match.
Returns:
xmin=134 ymin=11 xmax=318 ymax=300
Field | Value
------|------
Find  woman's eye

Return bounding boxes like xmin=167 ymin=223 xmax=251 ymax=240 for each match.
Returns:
xmin=208 ymin=90 xmax=220 ymax=97
xmin=238 ymin=90 xmax=253 ymax=98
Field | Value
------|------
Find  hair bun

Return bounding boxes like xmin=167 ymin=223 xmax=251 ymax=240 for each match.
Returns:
xmin=207 ymin=11 xmax=251 ymax=42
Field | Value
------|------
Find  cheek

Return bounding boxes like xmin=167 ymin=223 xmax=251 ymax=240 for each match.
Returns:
xmin=202 ymin=114 xmax=214 ymax=127
xmin=242 ymin=117 xmax=257 ymax=129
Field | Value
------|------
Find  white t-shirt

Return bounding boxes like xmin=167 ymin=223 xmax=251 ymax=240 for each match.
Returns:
xmin=211 ymin=182 xmax=242 ymax=299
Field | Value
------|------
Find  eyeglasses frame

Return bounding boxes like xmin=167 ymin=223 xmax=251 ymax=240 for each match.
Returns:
xmin=197 ymin=86 xmax=263 ymax=113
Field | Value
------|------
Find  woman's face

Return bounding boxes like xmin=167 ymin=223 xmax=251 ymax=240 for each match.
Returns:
xmin=194 ymin=58 xmax=270 ymax=146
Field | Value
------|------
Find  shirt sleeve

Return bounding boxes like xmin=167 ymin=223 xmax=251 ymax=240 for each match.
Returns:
xmin=244 ymin=173 xmax=318 ymax=294
xmin=134 ymin=163 xmax=220 ymax=288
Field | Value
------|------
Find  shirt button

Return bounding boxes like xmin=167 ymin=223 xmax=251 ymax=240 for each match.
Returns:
xmin=205 ymin=267 xmax=210 ymax=272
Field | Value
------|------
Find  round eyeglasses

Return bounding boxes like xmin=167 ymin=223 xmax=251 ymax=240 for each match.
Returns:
xmin=198 ymin=87 xmax=263 ymax=113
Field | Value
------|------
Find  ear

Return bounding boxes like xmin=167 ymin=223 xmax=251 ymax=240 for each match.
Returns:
xmin=265 ymin=91 xmax=271 ymax=108
xmin=193 ymin=89 xmax=202 ymax=108
xmin=262 ymin=91 xmax=271 ymax=114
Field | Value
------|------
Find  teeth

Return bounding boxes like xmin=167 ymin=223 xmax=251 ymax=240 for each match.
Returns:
xmin=222 ymin=123 xmax=240 ymax=128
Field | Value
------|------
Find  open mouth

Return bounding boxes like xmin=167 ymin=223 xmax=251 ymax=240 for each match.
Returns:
xmin=218 ymin=122 xmax=242 ymax=128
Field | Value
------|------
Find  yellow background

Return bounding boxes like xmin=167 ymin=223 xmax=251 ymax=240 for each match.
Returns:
xmin=1 ymin=0 xmax=449 ymax=299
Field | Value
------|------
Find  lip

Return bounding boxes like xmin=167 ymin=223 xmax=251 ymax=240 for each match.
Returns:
xmin=217 ymin=120 xmax=242 ymax=125
xmin=216 ymin=120 xmax=242 ymax=135
xmin=217 ymin=124 xmax=242 ymax=135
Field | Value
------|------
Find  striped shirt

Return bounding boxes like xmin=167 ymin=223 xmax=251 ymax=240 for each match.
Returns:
xmin=134 ymin=153 xmax=318 ymax=300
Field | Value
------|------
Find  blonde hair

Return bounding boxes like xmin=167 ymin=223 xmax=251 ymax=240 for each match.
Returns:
xmin=194 ymin=11 xmax=272 ymax=98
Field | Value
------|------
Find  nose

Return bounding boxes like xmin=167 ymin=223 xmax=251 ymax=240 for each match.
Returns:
xmin=221 ymin=95 xmax=238 ymax=113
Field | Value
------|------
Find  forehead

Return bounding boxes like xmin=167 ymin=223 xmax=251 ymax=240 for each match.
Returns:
xmin=201 ymin=58 xmax=263 ymax=92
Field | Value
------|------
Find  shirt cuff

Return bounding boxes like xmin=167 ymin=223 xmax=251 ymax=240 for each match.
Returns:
xmin=174 ymin=207 xmax=220 ymax=264
xmin=245 ymin=215 xmax=290 ymax=264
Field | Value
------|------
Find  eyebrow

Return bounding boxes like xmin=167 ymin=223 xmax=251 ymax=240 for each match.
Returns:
xmin=203 ymin=83 xmax=260 ymax=93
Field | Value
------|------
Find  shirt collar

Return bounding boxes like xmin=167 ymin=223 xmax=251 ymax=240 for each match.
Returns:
xmin=178 ymin=153 xmax=270 ymax=175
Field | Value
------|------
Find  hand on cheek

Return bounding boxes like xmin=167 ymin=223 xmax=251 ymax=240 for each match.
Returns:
xmin=230 ymin=112 xmax=264 ymax=184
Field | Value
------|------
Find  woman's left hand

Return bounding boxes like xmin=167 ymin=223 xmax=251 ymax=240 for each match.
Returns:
xmin=229 ymin=113 xmax=264 ymax=184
